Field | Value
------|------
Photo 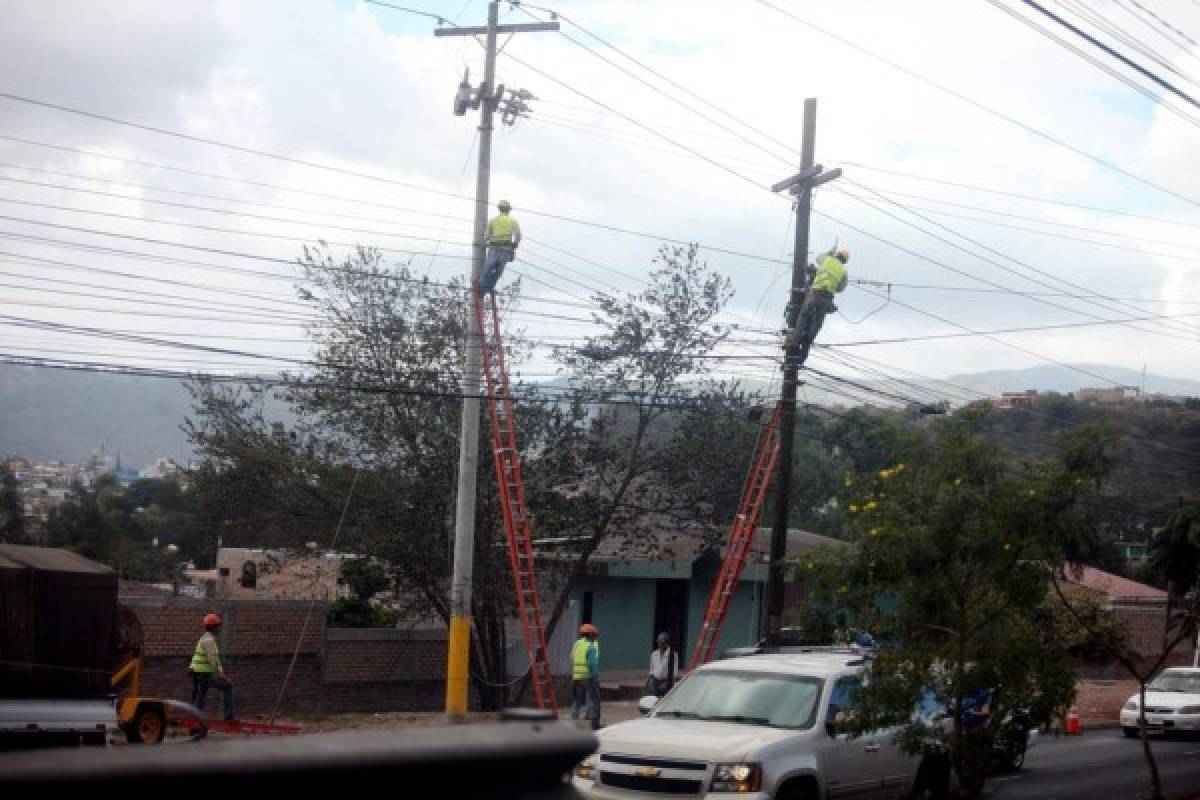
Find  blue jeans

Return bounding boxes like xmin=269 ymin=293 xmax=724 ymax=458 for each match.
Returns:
xmin=571 ymin=677 xmax=601 ymax=729
xmin=480 ymin=245 xmax=515 ymax=293
xmin=191 ymin=672 xmax=235 ymax=720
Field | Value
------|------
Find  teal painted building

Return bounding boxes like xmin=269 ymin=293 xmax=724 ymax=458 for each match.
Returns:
xmin=543 ymin=528 xmax=842 ymax=674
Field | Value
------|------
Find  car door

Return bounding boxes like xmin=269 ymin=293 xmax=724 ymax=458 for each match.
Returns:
xmin=818 ymin=675 xmax=887 ymax=799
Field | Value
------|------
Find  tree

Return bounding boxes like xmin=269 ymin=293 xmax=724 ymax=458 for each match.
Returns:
xmin=185 ymin=243 xmax=740 ymax=709
xmin=328 ymin=558 xmax=397 ymax=628
xmin=46 ymin=475 xmax=198 ymax=581
xmin=799 ymin=413 xmax=1119 ymax=793
xmin=0 ymin=464 xmax=26 ymax=544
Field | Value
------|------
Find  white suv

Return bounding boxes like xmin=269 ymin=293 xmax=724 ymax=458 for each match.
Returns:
xmin=1121 ymin=667 xmax=1200 ymax=737
xmin=572 ymin=651 xmax=936 ymax=800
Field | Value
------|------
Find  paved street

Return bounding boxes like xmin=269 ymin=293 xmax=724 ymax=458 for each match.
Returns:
xmin=992 ymin=730 xmax=1200 ymax=799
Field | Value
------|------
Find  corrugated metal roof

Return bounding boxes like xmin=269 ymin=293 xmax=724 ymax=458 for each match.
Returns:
xmin=0 ymin=544 xmax=113 ymax=574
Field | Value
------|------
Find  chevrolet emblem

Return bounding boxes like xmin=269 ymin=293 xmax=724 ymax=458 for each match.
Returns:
xmin=634 ymin=766 xmax=662 ymax=779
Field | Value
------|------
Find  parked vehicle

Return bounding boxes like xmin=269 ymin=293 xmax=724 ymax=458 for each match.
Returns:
xmin=0 ymin=544 xmax=202 ymax=749
xmin=1120 ymin=667 xmax=1200 ymax=737
xmin=572 ymin=650 xmax=946 ymax=800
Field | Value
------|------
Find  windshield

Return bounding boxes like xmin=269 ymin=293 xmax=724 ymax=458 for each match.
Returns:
xmin=1148 ymin=672 xmax=1200 ymax=693
xmin=653 ymin=670 xmax=822 ymax=729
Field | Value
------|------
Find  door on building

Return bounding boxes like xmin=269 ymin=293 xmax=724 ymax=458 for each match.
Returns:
xmin=653 ymin=579 xmax=689 ymax=660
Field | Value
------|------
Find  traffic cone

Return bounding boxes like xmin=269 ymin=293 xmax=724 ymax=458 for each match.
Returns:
xmin=1065 ymin=707 xmax=1082 ymax=734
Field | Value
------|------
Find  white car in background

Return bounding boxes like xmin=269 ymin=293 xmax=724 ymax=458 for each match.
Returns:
xmin=1121 ymin=667 xmax=1200 ymax=737
xmin=572 ymin=651 xmax=944 ymax=800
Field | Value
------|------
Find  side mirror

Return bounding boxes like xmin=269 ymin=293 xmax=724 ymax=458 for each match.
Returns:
xmin=638 ymin=696 xmax=659 ymax=715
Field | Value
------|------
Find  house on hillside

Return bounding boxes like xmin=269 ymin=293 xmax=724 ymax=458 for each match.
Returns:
xmin=1075 ymin=386 xmax=1140 ymax=406
xmin=997 ymin=390 xmax=1039 ymax=410
xmin=528 ymin=526 xmax=847 ymax=676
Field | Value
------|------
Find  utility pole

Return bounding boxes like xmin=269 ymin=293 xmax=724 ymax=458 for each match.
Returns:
xmin=765 ymin=98 xmax=841 ymax=642
xmin=435 ymin=3 xmax=558 ymax=721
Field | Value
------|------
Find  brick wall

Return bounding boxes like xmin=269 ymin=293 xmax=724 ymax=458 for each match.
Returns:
xmin=1112 ymin=604 xmax=1194 ymax=673
xmin=122 ymin=596 xmax=453 ymax=715
xmin=323 ymin=628 xmax=447 ymax=683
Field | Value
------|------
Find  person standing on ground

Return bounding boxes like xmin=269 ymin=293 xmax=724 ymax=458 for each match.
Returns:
xmin=647 ymin=632 xmax=678 ymax=697
xmin=571 ymin=623 xmax=601 ymax=729
xmin=479 ymin=199 xmax=521 ymax=294
xmin=189 ymin=612 xmax=235 ymax=721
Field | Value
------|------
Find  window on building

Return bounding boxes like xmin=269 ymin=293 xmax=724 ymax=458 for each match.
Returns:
xmin=240 ymin=561 xmax=257 ymax=589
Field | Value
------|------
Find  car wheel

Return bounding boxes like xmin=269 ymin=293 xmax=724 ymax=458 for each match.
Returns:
xmin=1123 ymin=726 xmax=1140 ymax=739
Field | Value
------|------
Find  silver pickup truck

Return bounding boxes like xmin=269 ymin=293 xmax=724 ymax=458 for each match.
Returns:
xmin=572 ymin=651 xmax=946 ymax=800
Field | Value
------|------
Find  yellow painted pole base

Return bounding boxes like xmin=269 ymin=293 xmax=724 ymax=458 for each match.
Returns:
xmin=445 ymin=615 xmax=471 ymax=721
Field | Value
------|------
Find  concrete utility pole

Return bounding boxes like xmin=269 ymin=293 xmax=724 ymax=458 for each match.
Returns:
xmin=765 ymin=98 xmax=841 ymax=642
xmin=435 ymin=2 xmax=558 ymax=721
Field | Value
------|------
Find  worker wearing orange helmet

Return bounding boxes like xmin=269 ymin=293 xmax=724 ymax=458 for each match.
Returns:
xmin=570 ymin=622 xmax=601 ymax=729
xmin=189 ymin=612 xmax=235 ymax=720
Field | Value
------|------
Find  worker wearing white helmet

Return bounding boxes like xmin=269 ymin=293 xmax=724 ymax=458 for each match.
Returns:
xmin=479 ymin=199 xmax=522 ymax=294
xmin=788 ymin=246 xmax=850 ymax=355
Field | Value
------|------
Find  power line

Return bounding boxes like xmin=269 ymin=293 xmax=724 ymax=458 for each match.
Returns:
xmin=822 ymin=309 xmax=1200 ymax=346
xmin=753 ymin=0 xmax=1200 ymax=207
xmin=847 ymin=182 xmax=1200 ymax=254
xmin=0 ymin=128 xmax=791 ymax=267
xmin=1016 ymin=0 xmax=1200 ymax=112
xmin=835 ymin=160 xmax=1200 ymax=230
xmin=834 ymin=181 xmax=1200 ymax=341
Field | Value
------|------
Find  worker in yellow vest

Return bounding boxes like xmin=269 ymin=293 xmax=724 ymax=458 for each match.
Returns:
xmin=570 ymin=623 xmax=601 ymax=729
xmin=189 ymin=612 xmax=235 ymax=720
xmin=788 ymin=246 xmax=850 ymax=355
xmin=479 ymin=199 xmax=522 ymax=295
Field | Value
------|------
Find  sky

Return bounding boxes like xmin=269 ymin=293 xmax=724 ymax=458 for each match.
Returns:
xmin=1 ymin=0 xmax=1199 ymax=409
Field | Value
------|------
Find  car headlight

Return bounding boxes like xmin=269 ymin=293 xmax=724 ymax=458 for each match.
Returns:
xmin=1123 ymin=700 xmax=1138 ymax=711
xmin=712 ymin=762 xmax=763 ymax=793
xmin=574 ymin=754 xmax=598 ymax=781
xmin=1178 ymin=705 xmax=1200 ymax=714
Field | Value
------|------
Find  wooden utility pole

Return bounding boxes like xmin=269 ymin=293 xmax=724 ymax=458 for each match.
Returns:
xmin=765 ymin=98 xmax=840 ymax=641
xmin=436 ymin=2 xmax=558 ymax=721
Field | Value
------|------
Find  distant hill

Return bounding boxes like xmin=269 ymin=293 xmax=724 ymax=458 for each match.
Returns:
xmin=0 ymin=365 xmax=293 ymax=467
xmin=947 ymin=364 xmax=1200 ymax=399
xmin=3 ymin=361 xmax=1197 ymax=467
xmin=0 ymin=364 xmax=198 ymax=466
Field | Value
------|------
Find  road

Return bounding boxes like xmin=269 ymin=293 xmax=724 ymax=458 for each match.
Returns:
xmin=992 ymin=729 xmax=1200 ymax=799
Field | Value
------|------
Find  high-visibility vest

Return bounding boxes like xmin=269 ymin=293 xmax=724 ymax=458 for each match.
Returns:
xmin=811 ymin=254 xmax=848 ymax=294
xmin=190 ymin=633 xmax=218 ymax=673
xmin=572 ymin=637 xmax=597 ymax=681
xmin=488 ymin=213 xmax=516 ymax=244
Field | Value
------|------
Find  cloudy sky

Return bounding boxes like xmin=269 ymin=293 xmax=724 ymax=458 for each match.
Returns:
xmin=1 ymin=0 xmax=1198 ymax=408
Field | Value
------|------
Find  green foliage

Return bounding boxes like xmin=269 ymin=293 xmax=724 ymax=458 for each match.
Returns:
xmin=795 ymin=413 xmax=1120 ymax=788
xmin=0 ymin=464 xmax=26 ymax=544
xmin=45 ymin=475 xmax=203 ymax=581
xmin=327 ymin=560 xmax=397 ymax=628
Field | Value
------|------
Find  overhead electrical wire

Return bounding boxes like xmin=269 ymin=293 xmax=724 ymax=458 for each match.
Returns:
xmin=753 ymin=0 xmax=1200 ymax=207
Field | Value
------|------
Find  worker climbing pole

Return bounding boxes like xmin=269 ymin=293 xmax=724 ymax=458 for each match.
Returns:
xmin=436 ymin=3 xmax=559 ymax=719
xmin=764 ymin=97 xmax=843 ymax=643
